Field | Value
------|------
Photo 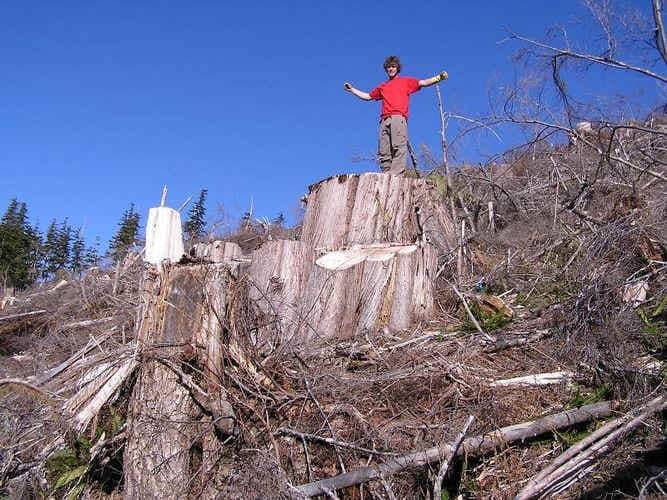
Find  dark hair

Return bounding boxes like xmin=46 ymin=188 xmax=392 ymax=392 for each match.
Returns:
xmin=383 ymin=55 xmax=401 ymax=73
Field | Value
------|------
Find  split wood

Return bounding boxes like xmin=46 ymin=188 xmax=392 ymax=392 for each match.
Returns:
xmin=296 ymin=401 xmax=612 ymax=497
xmin=32 ymin=330 xmax=117 ymax=386
xmin=433 ymin=415 xmax=474 ymax=500
xmin=516 ymin=394 xmax=667 ymax=499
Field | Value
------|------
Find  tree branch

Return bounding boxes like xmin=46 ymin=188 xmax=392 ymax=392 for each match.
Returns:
xmin=653 ymin=0 xmax=667 ymax=64
xmin=508 ymin=32 xmax=667 ymax=83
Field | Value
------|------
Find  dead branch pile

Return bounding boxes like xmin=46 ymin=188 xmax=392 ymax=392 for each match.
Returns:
xmin=450 ymin=118 xmax=666 ymax=388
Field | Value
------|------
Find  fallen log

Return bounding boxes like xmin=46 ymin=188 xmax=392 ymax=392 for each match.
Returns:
xmin=483 ymin=330 xmax=550 ymax=353
xmin=489 ymin=371 xmax=574 ymax=388
xmin=516 ymin=394 xmax=667 ymax=499
xmin=0 ymin=309 xmax=47 ymax=322
xmin=295 ymin=401 xmax=612 ymax=497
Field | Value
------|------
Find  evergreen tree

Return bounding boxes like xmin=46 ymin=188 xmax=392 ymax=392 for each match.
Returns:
xmin=42 ymin=220 xmax=59 ymax=278
xmin=108 ymin=204 xmax=140 ymax=262
xmin=69 ymin=226 xmax=85 ymax=274
xmin=27 ymin=222 xmax=43 ymax=282
xmin=55 ymin=220 xmax=71 ymax=271
xmin=42 ymin=219 xmax=71 ymax=278
xmin=183 ymin=189 xmax=208 ymax=241
xmin=0 ymin=199 xmax=41 ymax=289
xmin=84 ymin=237 xmax=101 ymax=268
xmin=1 ymin=198 xmax=19 ymax=226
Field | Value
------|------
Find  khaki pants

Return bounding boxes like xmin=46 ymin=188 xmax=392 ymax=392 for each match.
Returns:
xmin=378 ymin=115 xmax=408 ymax=175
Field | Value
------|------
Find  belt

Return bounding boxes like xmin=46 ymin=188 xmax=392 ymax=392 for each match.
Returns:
xmin=381 ymin=114 xmax=406 ymax=122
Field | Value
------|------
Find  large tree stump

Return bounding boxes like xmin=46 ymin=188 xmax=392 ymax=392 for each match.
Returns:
xmin=301 ymin=173 xmax=457 ymax=253
xmin=245 ymin=173 xmax=454 ymax=342
xmin=247 ymin=240 xmax=315 ymax=345
xmin=248 ymin=239 xmax=437 ymax=342
xmin=124 ymin=263 xmax=238 ymax=499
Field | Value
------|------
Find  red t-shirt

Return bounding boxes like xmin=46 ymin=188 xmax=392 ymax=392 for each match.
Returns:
xmin=369 ymin=76 xmax=421 ymax=120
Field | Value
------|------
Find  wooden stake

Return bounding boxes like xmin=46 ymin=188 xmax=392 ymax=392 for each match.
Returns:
xmin=160 ymin=185 xmax=167 ymax=206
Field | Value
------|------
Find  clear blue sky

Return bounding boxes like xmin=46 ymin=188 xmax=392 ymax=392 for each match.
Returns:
xmin=1 ymin=0 xmax=662 ymax=249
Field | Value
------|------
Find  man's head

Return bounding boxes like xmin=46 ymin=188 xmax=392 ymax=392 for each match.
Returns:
xmin=383 ymin=55 xmax=401 ymax=79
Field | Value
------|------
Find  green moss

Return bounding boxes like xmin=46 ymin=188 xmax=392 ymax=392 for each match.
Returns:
xmin=46 ymin=448 xmax=84 ymax=484
xmin=109 ymin=407 xmax=124 ymax=435
xmin=652 ymin=295 xmax=667 ymax=317
xmin=568 ymin=384 xmax=611 ymax=408
xmin=554 ymin=428 xmax=592 ymax=447
xmin=461 ymin=302 xmax=512 ymax=332
xmin=54 ymin=465 xmax=88 ymax=490
xmin=458 ymin=458 xmax=480 ymax=496
xmin=44 ymin=404 xmax=127 ymax=498
xmin=637 ymin=296 xmax=667 ymax=348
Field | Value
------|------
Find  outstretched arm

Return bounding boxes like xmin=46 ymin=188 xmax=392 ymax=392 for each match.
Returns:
xmin=419 ymin=70 xmax=448 ymax=88
xmin=343 ymin=82 xmax=372 ymax=101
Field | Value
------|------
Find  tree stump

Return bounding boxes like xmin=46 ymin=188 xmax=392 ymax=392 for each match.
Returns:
xmin=245 ymin=173 xmax=455 ymax=343
xmin=191 ymin=240 xmax=245 ymax=263
xmin=301 ymin=173 xmax=457 ymax=253
xmin=124 ymin=263 xmax=238 ymax=499
xmin=248 ymin=239 xmax=437 ymax=342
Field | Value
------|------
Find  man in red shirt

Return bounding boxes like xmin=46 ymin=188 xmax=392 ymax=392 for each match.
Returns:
xmin=344 ymin=56 xmax=448 ymax=175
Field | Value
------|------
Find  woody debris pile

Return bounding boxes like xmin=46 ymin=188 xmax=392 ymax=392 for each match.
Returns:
xmin=1 ymin=111 xmax=666 ymax=498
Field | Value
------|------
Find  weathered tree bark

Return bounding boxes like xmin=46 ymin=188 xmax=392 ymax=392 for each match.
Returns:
xmin=123 ymin=263 xmax=238 ymax=499
xmin=247 ymin=240 xmax=316 ymax=343
xmin=248 ymin=239 xmax=437 ymax=342
xmin=244 ymin=173 xmax=454 ymax=342
xmin=301 ymin=173 xmax=457 ymax=254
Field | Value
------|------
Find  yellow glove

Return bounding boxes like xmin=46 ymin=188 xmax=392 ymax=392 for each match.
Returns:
xmin=435 ymin=70 xmax=449 ymax=83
